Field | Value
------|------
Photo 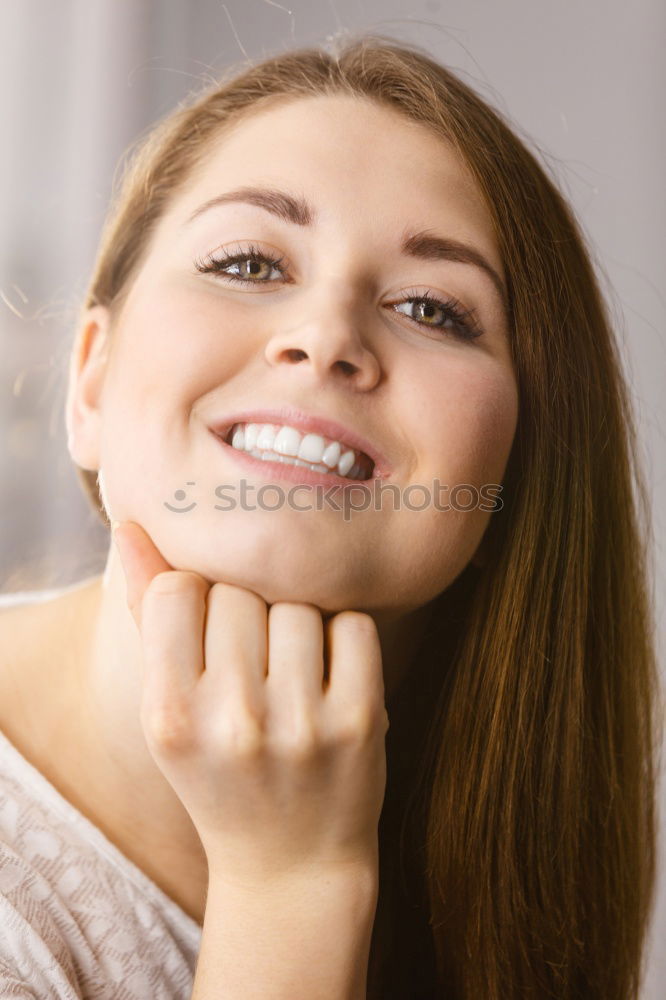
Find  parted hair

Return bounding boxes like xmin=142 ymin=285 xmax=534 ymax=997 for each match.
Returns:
xmin=72 ymin=32 xmax=661 ymax=999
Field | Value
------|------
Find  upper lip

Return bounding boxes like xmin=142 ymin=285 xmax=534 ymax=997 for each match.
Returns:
xmin=207 ymin=405 xmax=392 ymax=476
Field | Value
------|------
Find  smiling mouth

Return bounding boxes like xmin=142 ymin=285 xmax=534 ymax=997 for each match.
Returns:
xmin=222 ymin=422 xmax=376 ymax=481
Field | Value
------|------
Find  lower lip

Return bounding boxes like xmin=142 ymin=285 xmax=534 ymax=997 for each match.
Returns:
xmin=209 ymin=429 xmax=374 ymax=490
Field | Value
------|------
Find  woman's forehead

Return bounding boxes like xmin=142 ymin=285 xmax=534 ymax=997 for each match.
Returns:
xmin=163 ymin=94 xmax=502 ymax=269
xmin=186 ymin=94 xmax=479 ymax=199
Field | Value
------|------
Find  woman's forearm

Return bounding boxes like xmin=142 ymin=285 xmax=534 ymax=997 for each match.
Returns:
xmin=190 ymin=866 xmax=379 ymax=1000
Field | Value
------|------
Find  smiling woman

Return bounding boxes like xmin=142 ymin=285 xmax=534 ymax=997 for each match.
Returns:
xmin=0 ymin=31 xmax=660 ymax=1000
xmin=77 ymin=88 xmax=517 ymax=623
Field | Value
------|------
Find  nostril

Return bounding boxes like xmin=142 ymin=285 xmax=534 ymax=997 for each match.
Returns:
xmin=337 ymin=360 xmax=358 ymax=376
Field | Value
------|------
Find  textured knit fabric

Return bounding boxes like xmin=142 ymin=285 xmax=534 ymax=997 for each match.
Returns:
xmin=0 ymin=589 xmax=203 ymax=998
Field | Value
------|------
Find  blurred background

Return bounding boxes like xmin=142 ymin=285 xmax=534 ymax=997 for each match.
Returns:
xmin=0 ymin=0 xmax=664 ymax=993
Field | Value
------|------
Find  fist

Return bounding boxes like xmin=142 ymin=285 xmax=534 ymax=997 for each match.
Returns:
xmin=112 ymin=521 xmax=390 ymax=886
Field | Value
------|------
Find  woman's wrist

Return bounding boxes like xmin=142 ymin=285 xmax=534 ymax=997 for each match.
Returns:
xmin=192 ymin=865 xmax=379 ymax=999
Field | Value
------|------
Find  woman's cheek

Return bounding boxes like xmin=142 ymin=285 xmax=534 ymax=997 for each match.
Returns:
xmin=107 ymin=275 xmax=241 ymax=384
xmin=440 ymin=365 xmax=518 ymax=486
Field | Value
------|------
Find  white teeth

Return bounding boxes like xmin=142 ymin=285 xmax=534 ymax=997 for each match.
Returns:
xmin=255 ymin=424 xmax=278 ymax=451
xmin=297 ymin=433 xmax=326 ymax=463
xmin=337 ymin=449 xmax=356 ymax=477
xmin=244 ymin=423 xmax=259 ymax=450
xmin=228 ymin=422 xmax=370 ymax=480
xmin=273 ymin=426 xmax=301 ymax=457
xmin=321 ymin=440 xmax=342 ymax=468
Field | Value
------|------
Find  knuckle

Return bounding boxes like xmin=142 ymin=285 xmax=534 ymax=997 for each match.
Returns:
xmin=272 ymin=716 xmax=320 ymax=759
xmin=208 ymin=581 xmax=235 ymax=607
xmin=329 ymin=610 xmax=377 ymax=638
xmin=142 ymin=697 xmax=194 ymax=752
xmin=337 ymin=704 xmax=381 ymax=743
xmin=382 ymin=708 xmax=391 ymax=736
xmin=146 ymin=571 xmax=207 ymax=600
xmin=209 ymin=581 xmax=266 ymax=611
xmin=218 ymin=710 xmax=266 ymax=759
xmin=269 ymin=601 xmax=320 ymax=625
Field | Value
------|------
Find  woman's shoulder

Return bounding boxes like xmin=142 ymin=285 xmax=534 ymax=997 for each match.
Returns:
xmin=0 ymin=837 xmax=82 ymax=996
xmin=0 ymin=577 xmax=102 ymax=647
xmin=0 ymin=587 xmax=69 ymax=686
xmin=0 ymin=578 xmax=102 ymax=753
xmin=0 ymin=740 xmax=200 ymax=998
xmin=0 ymin=578 xmax=100 ymax=620
xmin=0 ymin=587 xmax=75 ymax=609
xmin=0 ymin=589 xmax=61 ymax=683
xmin=0 ymin=583 xmax=84 ymax=647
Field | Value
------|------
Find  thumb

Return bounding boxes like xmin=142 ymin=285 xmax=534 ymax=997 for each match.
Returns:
xmin=112 ymin=520 xmax=173 ymax=630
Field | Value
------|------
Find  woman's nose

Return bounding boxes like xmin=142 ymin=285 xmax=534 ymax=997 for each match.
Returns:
xmin=263 ymin=307 xmax=382 ymax=390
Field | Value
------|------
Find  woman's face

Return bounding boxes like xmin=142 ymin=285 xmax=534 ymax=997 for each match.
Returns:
xmin=70 ymin=94 xmax=518 ymax=618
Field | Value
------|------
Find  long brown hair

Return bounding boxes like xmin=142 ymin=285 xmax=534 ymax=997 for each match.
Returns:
xmin=72 ymin=33 xmax=662 ymax=998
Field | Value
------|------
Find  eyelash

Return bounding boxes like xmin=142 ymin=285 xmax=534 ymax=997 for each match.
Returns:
xmin=193 ymin=242 xmax=483 ymax=342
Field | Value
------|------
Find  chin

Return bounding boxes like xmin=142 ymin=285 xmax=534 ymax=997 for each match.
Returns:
xmin=157 ymin=532 xmax=345 ymax=611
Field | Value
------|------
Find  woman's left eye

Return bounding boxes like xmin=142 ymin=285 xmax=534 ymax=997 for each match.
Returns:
xmin=194 ymin=246 xmax=483 ymax=342
xmin=390 ymin=288 xmax=483 ymax=342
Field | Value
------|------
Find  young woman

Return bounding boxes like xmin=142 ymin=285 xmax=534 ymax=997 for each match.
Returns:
xmin=0 ymin=33 xmax=660 ymax=1000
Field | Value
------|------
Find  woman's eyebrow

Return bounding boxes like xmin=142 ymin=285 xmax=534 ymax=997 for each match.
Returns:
xmin=185 ymin=185 xmax=508 ymax=311
xmin=185 ymin=186 xmax=313 ymax=227
xmin=401 ymin=231 xmax=507 ymax=311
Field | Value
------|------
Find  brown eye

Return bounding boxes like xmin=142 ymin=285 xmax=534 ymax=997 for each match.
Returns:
xmin=397 ymin=299 xmax=447 ymax=326
xmin=194 ymin=244 xmax=287 ymax=284
xmin=391 ymin=289 xmax=483 ymax=342
xmin=224 ymin=256 xmax=276 ymax=281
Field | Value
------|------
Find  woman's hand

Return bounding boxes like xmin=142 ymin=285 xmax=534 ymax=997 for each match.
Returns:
xmin=112 ymin=521 xmax=389 ymax=888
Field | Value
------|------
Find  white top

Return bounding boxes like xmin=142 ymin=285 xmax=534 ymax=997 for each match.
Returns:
xmin=0 ymin=588 xmax=202 ymax=998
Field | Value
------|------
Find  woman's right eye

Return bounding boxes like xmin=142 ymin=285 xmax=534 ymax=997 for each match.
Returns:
xmin=194 ymin=244 xmax=288 ymax=285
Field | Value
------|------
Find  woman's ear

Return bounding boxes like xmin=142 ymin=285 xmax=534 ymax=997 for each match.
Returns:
xmin=65 ymin=305 xmax=112 ymax=472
